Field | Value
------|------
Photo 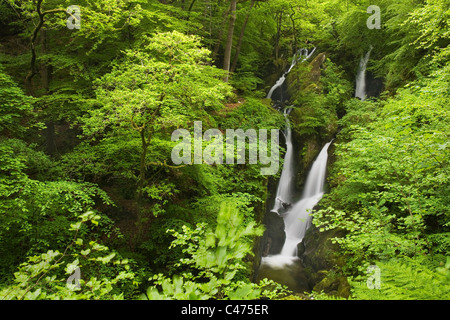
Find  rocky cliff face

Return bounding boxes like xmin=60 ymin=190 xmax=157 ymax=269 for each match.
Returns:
xmin=297 ymin=224 xmax=350 ymax=297
xmin=261 ymin=210 xmax=286 ymax=256
xmin=286 ymin=53 xmax=349 ymax=297
xmin=254 ymin=52 xmax=349 ymax=297
xmin=286 ymin=52 xmax=338 ymax=189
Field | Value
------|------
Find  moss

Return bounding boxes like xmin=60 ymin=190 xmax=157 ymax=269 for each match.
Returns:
xmin=281 ymin=293 xmax=310 ymax=300
xmin=284 ymin=52 xmax=339 ymax=187
xmin=313 ymin=272 xmax=351 ymax=298
xmin=299 ymin=224 xmax=350 ymax=298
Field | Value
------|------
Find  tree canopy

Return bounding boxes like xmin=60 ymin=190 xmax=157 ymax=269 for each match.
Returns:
xmin=0 ymin=0 xmax=448 ymax=302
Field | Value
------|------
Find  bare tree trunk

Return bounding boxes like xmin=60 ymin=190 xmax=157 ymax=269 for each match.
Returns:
xmin=186 ymin=0 xmax=197 ymax=21
xmin=230 ymin=0 xmax=255 ymax=73
xmin=25 ymin=0 xmax=67 ymax=96
xmin=25 ymin=0 xmax=45 ymax=96
xmin=223 ymin=0 xmax=237 ymax=82
xmin=289 ymin=6 xmax=298 ymax=52
xmin=274 ymin=12 xmax=282 ymax=61
xmin=212 ymin=4 xmax=231 ymax=61
xmin=40 ymin=29 xmax=57 ymax=155
xmin=23 ymin=1 xmax=71 ymax=156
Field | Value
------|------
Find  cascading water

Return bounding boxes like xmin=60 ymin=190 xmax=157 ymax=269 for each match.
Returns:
xmin=355 ymin=46 xmax=373 ymax=101
xmin=267 ymin=47 xmax=316 ymax=215
xmin=266 ymin=47 xmax=316 ymax=101
xmin=262 ymin=140 xmax=333 ymax=269
xmin=270 ymin=107 xmax=295 ymax=215
xmin=260 ymin=47 xmax=333 ymax=270
xmin=279 ymin=141 xmax=333 ymax=257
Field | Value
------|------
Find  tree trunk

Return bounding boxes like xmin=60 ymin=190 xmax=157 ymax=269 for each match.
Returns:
xmin=275 ymin=12 xmax=282 ymax=61
xmin=40 ymin=29 xmax=57 ymax=155
xmin=25 ymin=0 xmax=66 ymax=96
xmin=223 ymin=0 xmax=237 ymax=82
xmin=137 ymin=129 xmax=148 ymax=203
xmin=289 ymin=7 xmax=298 ymax=52
xmin=186 ymin=0 xmax=197 ymax=21
xmin=230 ymin=0 xmax=255 ymax=73
xmin=212 ymin=4 xmax=231 ymax=61
xmin=25 ymin=0 xmax=45 ymax=96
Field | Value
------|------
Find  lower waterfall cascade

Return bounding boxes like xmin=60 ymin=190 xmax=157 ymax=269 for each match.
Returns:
xmin=258 ymin=48 xmax=333 ymax=283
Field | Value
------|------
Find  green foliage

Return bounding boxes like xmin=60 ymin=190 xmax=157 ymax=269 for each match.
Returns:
xmin=0 ymin=66 xmax=37 ymax=136
xmin=141 ymin=202 xmax=288 ymax=300
xmin=192 ymin=192 xmax=263 ymax=226
xmin=349 ymin=256 xmax=450 ymax=300
xmin=0 ymin=212 xmax=137 ymax=300
xmin=311 ymin=58 xmax=449 ymax=299
xmin=85 ymin=30 xmax=232 ymax=139
xmin=140 ymin=188 xmax=269 ymax=274
xmin=368 ymin=0 xmax=449 ymax=90
xmin=216 ymin=98 xmax=284 ymax=130
xmin=315 ymin=61 xmax=450 ymax=265
xmin=1 ymin=0 xmax=449 ymax=302
xmin=308 ymin=291 xmax=346 ymax=300
xmin=320 ymin=59 xmax=354 ymax=116
xmin=81 ymin=30 xmax=233 ymax=205
xmin=0 ymin=138 xmax=116 ymax=278
xmin=289 ymin=57 xmax=351 ymax=141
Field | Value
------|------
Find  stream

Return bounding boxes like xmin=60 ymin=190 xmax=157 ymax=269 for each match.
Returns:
xmin=255 ymin=47 xmax=331 ymax=292
xmin=255 ymin=46 xmax=373 ymax=293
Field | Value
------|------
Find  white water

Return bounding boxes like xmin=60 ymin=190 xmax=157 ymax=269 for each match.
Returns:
xmin=266 ymin=47 xmax=316 ymax=100
xmin=355 ymin=46 xmax=372 ymax=100
xmin=262 ymin=47 xmax=328 ymax=269
xmin=266 ymin=75 xmax=287 ymax=100
xmin=262 ymin=141 xmax=332 ymax=267
xmin=280 ymin=141 xmax=332 ymax=256
xmin=268 ymin=48 xmax=316 ymax=214
xmin=271 ymin=108 xmax=295 ymax=214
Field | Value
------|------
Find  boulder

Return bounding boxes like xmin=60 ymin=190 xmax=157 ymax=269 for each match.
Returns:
xmin=261 ymin=210 xmax=286 ymax=256
xmin=298 ymin=224 xmax=350 ymax=298
xmin=255 ymin=257 xmax=310 ymax=293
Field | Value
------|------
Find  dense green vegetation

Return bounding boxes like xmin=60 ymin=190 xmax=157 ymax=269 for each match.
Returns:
xmin=313 ymin=62 xmax=450 ymax=300
xmin=0 ymin=0 xmax=448 ymax=300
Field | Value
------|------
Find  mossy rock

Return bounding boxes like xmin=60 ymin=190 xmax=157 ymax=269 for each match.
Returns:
xmin=286 ymin=52 xmax=327 ymax=102
xmin=298 ymin=224 xmax=350 ymax=298
xmin=261 ymin=210 xmax=286 ymax=256
xmin=300 ymin=225 xmax=346 ymax=271
xmin=283 ymin=52 xmax=339 ymax=185
xmin=313 ymin=274 xmax=351 ymax=298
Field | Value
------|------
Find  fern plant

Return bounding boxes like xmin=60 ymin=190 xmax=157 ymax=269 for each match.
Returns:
xmin=349 ymin=256 xmax=450 ymax=300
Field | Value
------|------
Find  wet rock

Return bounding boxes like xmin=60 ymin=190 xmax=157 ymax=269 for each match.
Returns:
xmin=261 ymin=210 xmax=286 ymax=256
xmin=298 ymin=224 xmax=350 ymax=298
xmin=256 ymin=257 xmax=310 ymax=293
xmin=313 ymin=272 xmax=351 ymax=298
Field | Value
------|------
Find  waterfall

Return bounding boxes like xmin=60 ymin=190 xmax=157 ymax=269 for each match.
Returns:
xmin=261 ymin=141 xmax=332 ymax=269
xmin=261 ymin=47 xmax=333 ymax=268
xmin=270 ymin=107 xmax=295 ymax=215
xmin=266 ymin=47 xmax=316 ymax=100
xmin=261 ymin=140 xmax=332 ymax=270
xmin=280 ymin=141 xmax=332 ymax=256
xmin=355 ymin=46 xmax=372 ymax=100
xmin=268 ymin=47 xmax=316 ymax=215
xmin=267 ymin=47 xmax=316 ymax=214
xmin=266 ymin=74 xmax=287 ymax=100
